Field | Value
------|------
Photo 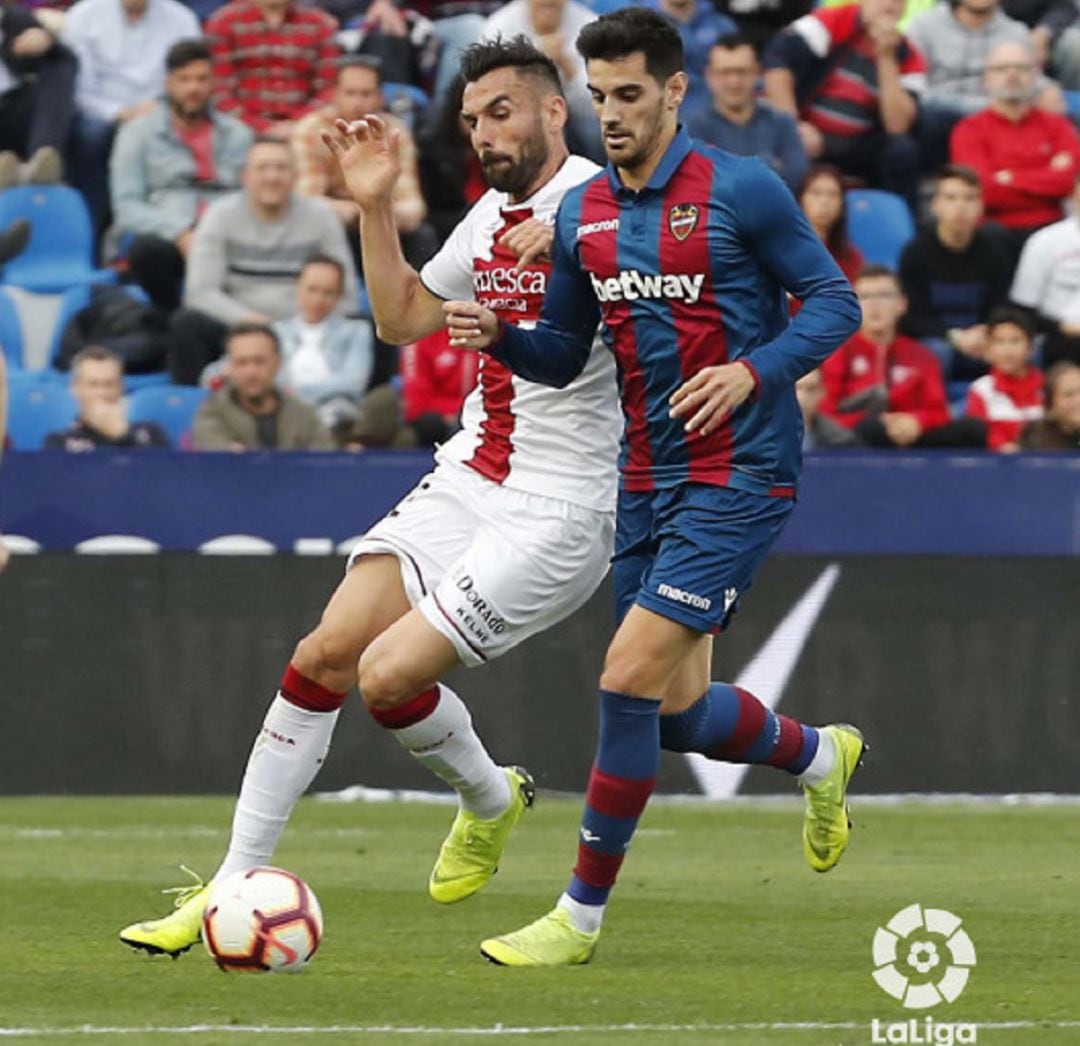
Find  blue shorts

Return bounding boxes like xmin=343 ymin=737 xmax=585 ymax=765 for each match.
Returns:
xmin=613 ymin=484 xmax=795 ymax=634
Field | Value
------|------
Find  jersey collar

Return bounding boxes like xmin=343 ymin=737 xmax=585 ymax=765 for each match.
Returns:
xmin=606 ymin=125 xmax=693 ymax=196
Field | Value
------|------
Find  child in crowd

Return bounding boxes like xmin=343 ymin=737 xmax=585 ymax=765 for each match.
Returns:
xmin=821 ymin=265 xmax=986 ymax=448
xmin=1022 ymin=361 xmax=1080 ymax=450
xmin=964 ymin=309 xmax=1044 ymax=453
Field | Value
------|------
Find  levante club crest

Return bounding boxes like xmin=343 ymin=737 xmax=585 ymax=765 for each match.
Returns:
xmin=669 ymin=203 xmax=699 ymax=241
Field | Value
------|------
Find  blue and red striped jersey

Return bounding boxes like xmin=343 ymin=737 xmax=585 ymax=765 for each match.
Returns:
xmin=489 ymin=128 xmax=862 ymax=496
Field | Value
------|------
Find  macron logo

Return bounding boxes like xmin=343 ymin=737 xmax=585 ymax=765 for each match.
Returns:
xmin=724 ymin=587 xmax=738 ymax=613
xmin=577 ymin=218 xmax=619 ymax=239
xmin=590 ymin=270 xmax=706 ymax=305
xmin=657 ymin=583 xmax=712 ymax=611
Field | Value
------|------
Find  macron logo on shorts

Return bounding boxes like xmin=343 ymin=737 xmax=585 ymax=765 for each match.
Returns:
xmin=657 ymin=583 xmax=712 ymax=611
xmin=589 ymin=270 xmax=706 ymax=304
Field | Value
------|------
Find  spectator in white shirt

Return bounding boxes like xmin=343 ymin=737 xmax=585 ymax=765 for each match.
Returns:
xmin=274 ymin=254 xmax=375 ymax=435
xmin=1010 ymin=174 xmax=1080 ymax=367
xmin=62 ymin=0 xmax=200 ymax=232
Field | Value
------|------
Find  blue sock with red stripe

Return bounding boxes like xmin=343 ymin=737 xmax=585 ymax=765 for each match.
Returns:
xmin=560 ymin=690 xmax=660 ymax=932
xmin=660 ymin=683 xmax=819 ymax=775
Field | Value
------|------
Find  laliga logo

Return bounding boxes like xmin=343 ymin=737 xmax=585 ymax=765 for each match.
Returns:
xmin=870 ymin=905 xmax=978 ymax=1045
xmin=872 ymin=904 xmax=976 ymax=1009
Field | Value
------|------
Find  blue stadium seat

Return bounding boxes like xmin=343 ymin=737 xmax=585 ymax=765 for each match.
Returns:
xmin=43 ymin=284 xmax=168 ymax=390
xmin=0 ymin=285 xmax=23 ymax=367
xmin=0 ymin=186 xmax=117 ymax=293
xmin=127 ymin=384 xmax=208 ymax=446
xmin=383 ymin=82 xmax=431 ymax=131
xmin=845 ymin=189 xmax=916 ymax=269
xmin=6 ymin=377 xmax=78 ymax=448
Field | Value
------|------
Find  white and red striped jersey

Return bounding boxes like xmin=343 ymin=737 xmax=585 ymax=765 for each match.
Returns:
xmin=419 ymin=155 xmax=620 ymax=513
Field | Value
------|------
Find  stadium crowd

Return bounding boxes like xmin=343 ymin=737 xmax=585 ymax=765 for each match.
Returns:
xmin=0 ymin=0 xmax=1079 ymax=453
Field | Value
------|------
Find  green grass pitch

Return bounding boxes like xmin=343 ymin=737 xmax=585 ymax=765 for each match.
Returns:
xmin=1 ymin=796 xmax=1078 ymax=1045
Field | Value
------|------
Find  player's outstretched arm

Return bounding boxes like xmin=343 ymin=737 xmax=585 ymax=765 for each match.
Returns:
xmin=323 ymin=117 xmax=446 ymax=345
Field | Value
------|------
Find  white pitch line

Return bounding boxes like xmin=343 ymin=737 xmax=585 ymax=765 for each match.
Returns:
xmin=2 ymin=1022 xmax=1079 ymax=1038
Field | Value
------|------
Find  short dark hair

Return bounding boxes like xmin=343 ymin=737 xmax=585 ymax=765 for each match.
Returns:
xmin=987 ymin=306 xmax=1035 ymax=339
xmin=577 ymin=7 xmax=684 ymax=84
xmin=935 ymin=164 xmax=981 ymax=193
xmin=459 ymin=35 xmax=564 ymax=97
xmin=248 ymin=135 xmax=293 ymax=156
xmin=166 ymin=38 xmax=212 ymax=73
xmin=336 ymin=54 xmax=383 ymax=87
xmin=856 ymin=263 xmax=901 ymax=286
xmin=72 ymin=345 xmax=122 ymax=372
xmin=301 ymin=252 xmax=345 ymax=285
xmin=710 ymin=33 xmax=759 ymax=58
xmin=226 ymin=322 xmax=281 ymax=354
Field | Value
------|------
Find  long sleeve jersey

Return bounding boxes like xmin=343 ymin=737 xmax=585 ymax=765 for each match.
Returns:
xmin=488 ymin=129 xmax=862 ymax=497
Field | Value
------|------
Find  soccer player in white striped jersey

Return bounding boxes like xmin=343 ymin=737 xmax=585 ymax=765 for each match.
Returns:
xmin=118 ymin=36 xmax=621 ymax=957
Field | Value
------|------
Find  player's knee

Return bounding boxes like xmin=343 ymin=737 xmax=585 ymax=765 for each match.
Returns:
xmin=599 ymin=649 xmax=653 ymax=697
xmin=293 ymin=627 xmax=364 ymax=681
xmin=356 ymin=647 xmax=413 ymax=710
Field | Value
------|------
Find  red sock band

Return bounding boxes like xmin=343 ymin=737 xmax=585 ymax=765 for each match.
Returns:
xmin=369 ymin=686 xmax=440 ymax=729
xmin=707 ymin=685 xmax=768 ymax=761
xmin=766 ymin=714 xmax=806 ymax=768
xmin=280 ymin=663 xmax=348 ymax=712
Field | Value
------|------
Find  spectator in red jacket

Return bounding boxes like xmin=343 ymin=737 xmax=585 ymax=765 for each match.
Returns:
xmin=822 ymin=264 xmax=987 ymax=447
xmin=205 ymin=0 xmax=340 ymax=138
xmin=951 ymin=41 xmax=1080 ymax=257
xmin=964 ymin=307 xmax=1044 ymax=452
xmin=401 ymin=327 xmax=478 ymax=442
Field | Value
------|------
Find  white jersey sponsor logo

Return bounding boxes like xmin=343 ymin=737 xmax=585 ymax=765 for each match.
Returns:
xmin=473 ymin=267 xmax=548 ymax=297
xmin=418 ymin=155 xmax=620 ymax=515
xmin=590 ymin=270 xmax=706 ymax=304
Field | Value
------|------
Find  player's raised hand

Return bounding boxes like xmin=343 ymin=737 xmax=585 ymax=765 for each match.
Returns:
xmin=499 ymin=218 xmax=554 ymax=271
xmin=669 ymin=362 xmax=756 ymax=436
xmin=321 ymin=116 xmax=401 ymax=211
xmin=444 ymin=300 xmax=500 ymax=351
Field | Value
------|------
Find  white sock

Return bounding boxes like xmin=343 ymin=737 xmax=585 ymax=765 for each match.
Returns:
xmin=213 ymin=694 xmax=339 ymax=883
xmin=558 ymin=892 xmax=604 ymax=934
xmin=388 ymin=684 xmax=511 ymax=819
xmin=797 ymin=728 xmax=836 ymax=787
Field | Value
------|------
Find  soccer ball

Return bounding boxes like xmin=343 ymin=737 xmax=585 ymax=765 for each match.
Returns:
xmin=202 ymin=866 xmax=323 ymax=973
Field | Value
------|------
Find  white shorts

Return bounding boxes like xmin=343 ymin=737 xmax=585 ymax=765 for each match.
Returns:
xmin=348 ymin=460 xmax=615 ymax=667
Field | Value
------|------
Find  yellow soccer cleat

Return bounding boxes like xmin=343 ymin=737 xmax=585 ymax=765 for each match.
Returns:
xmin=802 ymin=723 xmax=866 ymax=873
xmin=481 ymin=906 xmax=599 ymax=967
xmin=429 ymin=765 xmax=535 ymax=904
xmin=119 ymin=865 xmax=210 ymax=958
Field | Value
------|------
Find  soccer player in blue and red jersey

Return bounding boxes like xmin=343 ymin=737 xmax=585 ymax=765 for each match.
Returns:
xmin=445 ymin=7 xmax=867 ymax=966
